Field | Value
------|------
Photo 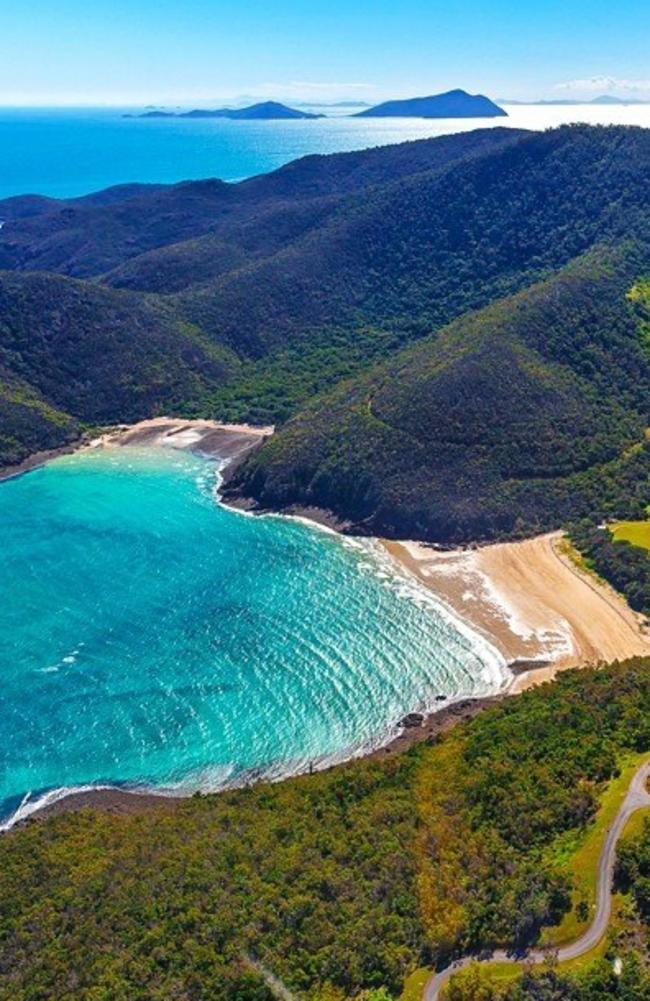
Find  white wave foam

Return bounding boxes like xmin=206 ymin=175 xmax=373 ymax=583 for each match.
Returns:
xmin=0 ymin=784 xmax=112 ymax=832
xmin=353 ymin=538 xmax=511 ymax=692
xmin=211 ymin=454 xmax=511 ymax=694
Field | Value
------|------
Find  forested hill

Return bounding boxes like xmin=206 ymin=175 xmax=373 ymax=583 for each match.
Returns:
xmin=0 ymin=127 xmax=523 ymax=278
xmin=225 ymin=242 xmax=650 ymax=542
xmin=1 ymin=124 xmax=650 ymax=542
xmin=354 ymin=88 xmax=507 ymax=118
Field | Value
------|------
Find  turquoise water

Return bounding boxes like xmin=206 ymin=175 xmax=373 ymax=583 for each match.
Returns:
xmin=0 ymin=446 xmax=508 ymax=825
xmin=1 ymin=105 xmax=649 ymax=200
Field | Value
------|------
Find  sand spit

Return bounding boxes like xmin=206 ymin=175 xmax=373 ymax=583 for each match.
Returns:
xmin=383 ymin=532 xmax=650 ymax=691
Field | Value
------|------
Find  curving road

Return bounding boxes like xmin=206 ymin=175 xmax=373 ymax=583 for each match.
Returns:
xmin=424 ymin=760 xmax=650 ymax=1001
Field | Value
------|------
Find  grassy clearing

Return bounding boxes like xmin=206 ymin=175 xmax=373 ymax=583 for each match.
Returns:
xmin=611 ymin=520 xmax=650 ymax=551
xmin=400 ymin=968 xmax=431 ymax=1001
xmin=619 ymin=805 xmax=650 ymax=844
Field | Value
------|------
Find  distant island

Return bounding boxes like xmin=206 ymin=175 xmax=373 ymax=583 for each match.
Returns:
xmin=502 ymin=95 xmax=649 ymax=106
xmin=355 ymin=88 xmax=507 ymax=118
xmin=293 ymin=100 xmax=371 ymax=109
xmin=126 ymin=101 xmax=324 ymax=121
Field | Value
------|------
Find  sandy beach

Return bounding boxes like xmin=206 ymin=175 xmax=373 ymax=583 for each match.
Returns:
xmin=88 ymin=416 xmax=274 ymax=458
xmin=0 ymin=417 xmax=274 ymax=485
xmin=384 ymin=532 xmax=650 ymax=691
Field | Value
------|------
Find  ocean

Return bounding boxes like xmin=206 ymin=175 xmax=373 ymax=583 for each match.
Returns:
xmin=0 ymin=103 xmax=649 ymax=200
xmin=0 ymin=446 xmax=508 ymax=826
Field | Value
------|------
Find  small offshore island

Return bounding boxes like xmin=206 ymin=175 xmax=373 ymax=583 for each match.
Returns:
xmin=354 ymin=88 xmax=507 ymax=117
xmin=126 ymin=100 xmax=325 ymax=120
xmin=126 ymin=89 xmax=507 ymax=120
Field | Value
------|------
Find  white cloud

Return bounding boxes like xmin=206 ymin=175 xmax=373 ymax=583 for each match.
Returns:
xmin=554 ymin=75 xmax=650 ymax=98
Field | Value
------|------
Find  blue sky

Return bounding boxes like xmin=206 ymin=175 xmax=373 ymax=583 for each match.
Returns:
xmin=1 ymin=0 xmax=649 ymax=106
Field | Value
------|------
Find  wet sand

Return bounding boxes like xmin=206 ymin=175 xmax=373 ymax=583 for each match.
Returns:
xmin=383 ymin=532 xmax=650 ymax=692
xmin=0 ymin=417 xmax=274 ymax=484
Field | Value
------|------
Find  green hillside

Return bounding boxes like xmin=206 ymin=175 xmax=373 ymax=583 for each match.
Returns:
xmin=226 ymin=242 xmax=650 ymax=542
xmin=0 ymin=272 xmax=237 ymax=465
xmin=2 ymin=125 xmax=650 ymax=537
xmin=1 ymin=660 xmax=649 ymax=1001
xmin=0 ymin=370 xmax=79 ymax=466
xmin=177 ymin=125 xmax=650 ymax=356
xmin=0 ymin=129 xmax=523 ymax=280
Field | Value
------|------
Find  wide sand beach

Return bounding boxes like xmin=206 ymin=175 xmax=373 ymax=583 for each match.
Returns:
xmin=383 ymin=532 xmax=650 ymax=692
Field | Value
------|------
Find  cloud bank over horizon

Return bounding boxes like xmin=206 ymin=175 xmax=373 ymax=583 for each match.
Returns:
xmin=553 ymin=76 xmax=650 ymax=100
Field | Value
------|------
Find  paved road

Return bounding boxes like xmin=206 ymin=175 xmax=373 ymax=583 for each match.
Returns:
xmin=424 ymin=760 xmax=650 ymax=1001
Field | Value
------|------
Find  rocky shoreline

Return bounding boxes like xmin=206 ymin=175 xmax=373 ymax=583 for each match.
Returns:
xmin=18 ymin=696 xmax=501 ymax=827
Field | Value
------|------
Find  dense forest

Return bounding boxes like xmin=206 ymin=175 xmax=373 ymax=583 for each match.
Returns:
xmin=227 ymin=242 xmax=650 ymax=541
xmin=4 ymin=122 xmax=650 ymax=1001
xmin=445 ymin=813 xmax=650 ymax=999
xmin=1 ymin=125 xmax=649 ymax=548
xmin=1 ymin=660 xmax=650 ymax=1001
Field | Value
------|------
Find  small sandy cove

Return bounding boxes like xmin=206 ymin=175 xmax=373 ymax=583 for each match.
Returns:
xmin=91 ymin=420 xmax=650 ymax=693
xmin=384 ymin=533 xmax=650 ymax=692
xmin=89 ymin=416 xmax=273 ymax=457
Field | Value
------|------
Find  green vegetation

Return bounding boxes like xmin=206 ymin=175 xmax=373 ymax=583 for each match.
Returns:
xmin=229 ymin=243 xmax=650 ymax=542
xmin=2 ymin=660 xmax=650 ymax=1000
xmin=570 ymin=519 xmax=650 ymax=616
xmin=612 ymin=520 xmax=650 ymax=551
xmin=0 ymin=272 xmax=238 ymax=466
xmin=2 ymin=125 xmax=650 ymax=542
xmin=539 ymin=753 xmax=649 ymax=947
xmin=0 ymin=372 xmax=79 ymax=465
xmin=3 ymin=122 xmax=650 ymax=1001
xmin=446 ymin=807 xmax=650 ymax=999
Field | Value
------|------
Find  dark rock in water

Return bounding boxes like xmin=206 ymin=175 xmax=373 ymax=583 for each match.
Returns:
xmin=399 ymin=712 xmax=425 ymax=728
xmin=435 ymin=694 xmax=448 ymax=702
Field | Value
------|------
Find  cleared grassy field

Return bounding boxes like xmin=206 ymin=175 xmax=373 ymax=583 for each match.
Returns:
xmin=611 ymin=520 xmax=650 ymax=551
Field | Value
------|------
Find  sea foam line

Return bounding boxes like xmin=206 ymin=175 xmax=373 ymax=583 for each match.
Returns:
xmin=1 ymin=439 xmax=510 ymax=830
xmin=211 ymin=455 xmax=511 ymax=693
xmin=0 ymin=785 xmax=113 ymax=832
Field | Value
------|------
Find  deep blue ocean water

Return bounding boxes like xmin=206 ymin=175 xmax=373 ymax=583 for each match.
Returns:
xmin=0 ymin=447 xmax=508 ymax=826
xmin=0 ymin=104 xmax=648 ymax=200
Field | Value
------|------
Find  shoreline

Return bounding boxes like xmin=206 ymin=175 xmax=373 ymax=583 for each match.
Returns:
xmin=383 ymin=533 xmax=650 ymax=693
xmin=12 ymin=696 xmax=501 ymax=827
xmin=0 ymin=416 xmax=274 ymax=485
xmin=3 ymin=417 xmax=649 ymax=827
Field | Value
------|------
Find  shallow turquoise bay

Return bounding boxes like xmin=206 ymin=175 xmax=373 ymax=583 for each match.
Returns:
xmin=0 ymin=446 xmax=507 ymax=824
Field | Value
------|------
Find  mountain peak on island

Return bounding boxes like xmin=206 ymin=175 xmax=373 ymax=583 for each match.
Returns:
xmin=131 ymin=101 xmax=324 ymax=121
xmin=355 ymin=89 xmax=507 ymax=119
